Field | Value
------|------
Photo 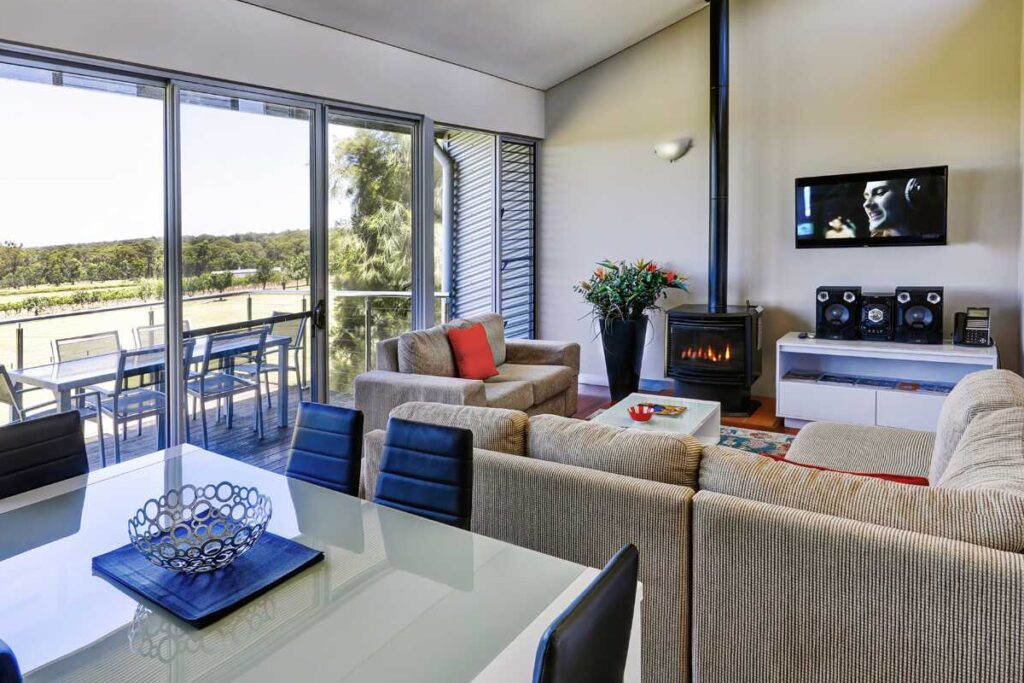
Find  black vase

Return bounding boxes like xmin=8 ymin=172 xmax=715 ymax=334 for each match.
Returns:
xmin=600 ymin=316 xmax=648 ymax=403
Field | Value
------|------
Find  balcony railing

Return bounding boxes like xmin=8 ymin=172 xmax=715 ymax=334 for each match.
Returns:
xmin=0 ymin=288 xmax=450 ymax=416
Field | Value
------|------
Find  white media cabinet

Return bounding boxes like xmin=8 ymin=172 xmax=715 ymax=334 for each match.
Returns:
xmin=776 ymin=332 xmax=999 ymax=431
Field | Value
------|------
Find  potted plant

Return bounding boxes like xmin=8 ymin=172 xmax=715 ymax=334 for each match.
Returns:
xmin=574 ymin=259 xmax=688 ymax=401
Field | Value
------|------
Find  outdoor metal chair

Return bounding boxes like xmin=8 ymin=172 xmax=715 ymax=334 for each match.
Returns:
xmin=52 ymin=330 xmax=126 ymax=437
xmin=186 ymin=326 xmax=270 ymax=449
xmin=92 ymin=341 xmax=195 ymax=464
xmin=134 ymin=321 xmax=190 ymax=348
xmin=0 ymin=364 xmax=106 ymax=466
xmin=235 ymin=312 xmax=308 ymax=409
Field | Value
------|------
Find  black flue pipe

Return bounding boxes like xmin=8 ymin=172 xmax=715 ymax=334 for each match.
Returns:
xmin=708 ymin=0 xmax=729 ymax=312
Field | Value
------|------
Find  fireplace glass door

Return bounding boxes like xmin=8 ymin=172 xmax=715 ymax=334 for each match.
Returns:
xmin=670 ymin=323 xmax=747 ymax=377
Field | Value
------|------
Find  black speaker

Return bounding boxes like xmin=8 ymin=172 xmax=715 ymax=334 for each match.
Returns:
xmin=895 ymin=287 xmax=943 ymax=344
xmin=816 ymin=286 xmax=862 ymax=340
xmin=859 ymin=293 xmax=895 ymax=341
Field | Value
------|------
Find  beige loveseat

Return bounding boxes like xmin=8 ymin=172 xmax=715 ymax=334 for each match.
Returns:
xmin=354 ymin=313 xmax=580 ymax=432
xmin=692 ymin=369 xmax=1024 ymax=682
xmin=360 ymin=401 xmax=703 ymax=683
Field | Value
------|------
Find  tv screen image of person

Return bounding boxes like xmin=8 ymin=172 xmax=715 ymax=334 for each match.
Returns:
xmin=795 ymin=166 xmax=947 ymax=248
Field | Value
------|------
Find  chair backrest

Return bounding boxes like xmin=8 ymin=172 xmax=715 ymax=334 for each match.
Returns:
xmin=0 ymin=638 xmax=22 ymax=683
xmin=374 ymin=417 xmax=473 ymax=529
xmin=199 ymin=326 xmax=269 ymax=376
xmin=53 ymin=331 xmax=121 ymax=362
xmin=115 ymin=341 xmax=195 ymax=396
xmin=286 ymin=402 xmax=363 ymax=496
xmin=533 ymin=544 xmax=640 ymax=683
xmin=135 ymin=321 xmax=190 ymax=348
xmin=0 ymin=367 xmax=22 ymax=422
xmin=0 ymin=412 xmax=88 ymax=500
xmin=270 ymin=311 xmax=306 ymax=349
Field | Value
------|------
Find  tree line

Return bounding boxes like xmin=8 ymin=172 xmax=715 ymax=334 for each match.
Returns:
xmin=0 ymin=231 xmax=310 ymax=291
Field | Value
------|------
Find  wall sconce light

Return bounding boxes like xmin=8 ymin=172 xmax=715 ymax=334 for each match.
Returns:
xmin=653 ymin=138 xmax=694 ymax=162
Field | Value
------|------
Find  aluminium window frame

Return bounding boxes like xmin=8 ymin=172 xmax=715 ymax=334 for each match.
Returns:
xmin=0 ymin=39 xmax=435 ymax=447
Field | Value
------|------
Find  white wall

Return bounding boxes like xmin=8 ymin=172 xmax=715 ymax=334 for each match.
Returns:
xmin=0 ymin=0 xmax=544 ymax=138
xmin=541 ymin=0 xmax=1024 ymax=394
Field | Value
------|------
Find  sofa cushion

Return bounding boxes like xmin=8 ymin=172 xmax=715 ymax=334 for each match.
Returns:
xmin=451 ymin=313 xmax=506 ymax=366
xmin=447 ymin=323 xmax=499 ymax=380
xmin=484 ymin=380 xmax=534 ymax=411
xmin=930 ymin=369 xmax=1024 ymax=484
xmin=787 ymin=421 xmax=934 ymax=477
xmin=388 ymin=401 xmax=529 ymax=456
xmin=528 ymin=414 xmax=703 ymax=488
xmin=487 ymin=363 xmax=574 ymax=404
xmin=397 ymin=325 xmax=456 ymax=377
xmin=936 ymin=407 xmax=1024 ymax=495
xmin=700 ymin=444 xmax=1024 ymax=553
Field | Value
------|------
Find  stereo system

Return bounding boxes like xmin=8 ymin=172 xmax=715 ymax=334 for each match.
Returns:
xmin=816 ymin=286 xmax=943 ymax=344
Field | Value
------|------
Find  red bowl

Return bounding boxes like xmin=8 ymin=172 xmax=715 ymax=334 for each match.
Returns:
xmin=627 ymin=405 xmax=655 ymax=422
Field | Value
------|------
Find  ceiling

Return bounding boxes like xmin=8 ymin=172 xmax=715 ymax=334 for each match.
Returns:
xmin=241 ymin=0 xmax=707 ymax=90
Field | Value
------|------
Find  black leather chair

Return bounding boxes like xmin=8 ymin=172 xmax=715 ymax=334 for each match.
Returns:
xmin=533 ymin=544 xmax=640 ymax=683
xmin=0 ymin=412 xmax=89 ymax=500
xmin=0 ymin=638 xmax=22 ymax=683
xmin=373 ymin=417 xmax=473 ymax=529
xmin=285 ymin=402 xmax=364 ymax=497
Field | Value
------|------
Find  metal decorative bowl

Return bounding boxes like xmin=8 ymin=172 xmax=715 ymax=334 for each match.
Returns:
xmin=128 ymin=482 xmax=272 ymax=574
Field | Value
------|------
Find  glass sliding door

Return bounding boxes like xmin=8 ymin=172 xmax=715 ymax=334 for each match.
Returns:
xmin=326 ymin=112 xmax=415 ymax=403
xmin=0 ymin=60 xmax=166 ymax=467
xmin=179 ymin=89 xmax=313 ymax=459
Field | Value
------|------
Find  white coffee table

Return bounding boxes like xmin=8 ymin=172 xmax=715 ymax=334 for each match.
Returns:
xmin=591 ymin=392 xmax=722 ymax=446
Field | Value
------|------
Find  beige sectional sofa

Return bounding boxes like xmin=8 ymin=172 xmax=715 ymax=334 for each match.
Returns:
xmin=354 ymin=313 xmax=580 ymax=432
xmin=693 ymin=369 xmax=1024 ymax=682
xmin=359 ymin=369 xmax=1024 ymax=682
xmin=360 ymin=401 xmax=703 ymax=683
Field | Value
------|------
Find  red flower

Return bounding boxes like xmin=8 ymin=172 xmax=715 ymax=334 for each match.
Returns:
xmin=666 ymin=271 xmax=676 ymax=284
xmin=594 ymin=268 xmax=606 ymax=280
xmin=645 ymin=263 xmax=658 ymax=273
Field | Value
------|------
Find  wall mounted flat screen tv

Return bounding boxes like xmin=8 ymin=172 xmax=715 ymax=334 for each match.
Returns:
xmin=795 ymin=166 xmax=947 ymax=248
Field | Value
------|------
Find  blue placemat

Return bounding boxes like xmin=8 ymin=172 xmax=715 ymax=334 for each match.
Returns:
xmin=92 ymin=532 xmax=323 ymax=628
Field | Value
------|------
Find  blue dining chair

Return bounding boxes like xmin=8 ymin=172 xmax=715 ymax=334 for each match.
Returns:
xmin=0 ymin=639 xmax=21 ymax=683
xmin=0 ymin=411 xmax=89 ymax=500
xmin=532 ymin=544 xmax=640 ymax=683
xmin=285 ymin=402 xmax=363 ymax=496
xmin=373 ymin=418 xmax=473 ymax=529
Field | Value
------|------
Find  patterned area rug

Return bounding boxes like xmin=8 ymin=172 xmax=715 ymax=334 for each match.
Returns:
xmin=584 ymin=409 xmax=794 ymax=457
xmin=718 ymin=427 xmax=794 ymax=457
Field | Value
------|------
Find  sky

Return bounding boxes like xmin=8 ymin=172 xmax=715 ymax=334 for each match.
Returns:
xmin=0 ymin=72 xmax=353 ymax=248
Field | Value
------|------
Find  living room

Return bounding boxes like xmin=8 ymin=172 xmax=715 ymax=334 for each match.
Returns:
xmin=0 ymin=1 xmax=1022 ymax=682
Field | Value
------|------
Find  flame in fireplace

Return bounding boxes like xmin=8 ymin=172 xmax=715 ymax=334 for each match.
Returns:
xmin=681 ymin=343 xmax=733 ymax=363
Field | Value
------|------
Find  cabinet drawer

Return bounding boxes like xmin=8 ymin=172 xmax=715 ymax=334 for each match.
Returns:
xmin=778 ymin=381 xmax=876 ymax=425
xmin=876 ymin=391 xmax=945 ymax=431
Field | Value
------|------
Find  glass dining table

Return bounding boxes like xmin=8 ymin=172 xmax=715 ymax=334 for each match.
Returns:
xmin=0 ymin=446 xmax=641 ymax=682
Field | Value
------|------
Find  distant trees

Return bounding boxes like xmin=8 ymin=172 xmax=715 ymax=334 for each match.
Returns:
xmin=0 ymin=232 xmax=308 ymax=292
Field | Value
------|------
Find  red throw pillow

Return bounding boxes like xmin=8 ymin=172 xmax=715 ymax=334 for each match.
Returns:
xmin=447 ymin=323 xmax=499 ymax=380
xmin=759 ymin=453 xmax=929 ymax=486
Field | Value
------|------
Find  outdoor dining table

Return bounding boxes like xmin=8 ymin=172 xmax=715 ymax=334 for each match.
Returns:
xmin=6 ymin=333 xmax=294 ymax=434
xmin=0 ymin=446 xmax=641 ymax=681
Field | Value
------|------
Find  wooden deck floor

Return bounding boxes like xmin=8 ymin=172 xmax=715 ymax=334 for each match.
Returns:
xmin=83 ymin=388 xmax=353 ymax=474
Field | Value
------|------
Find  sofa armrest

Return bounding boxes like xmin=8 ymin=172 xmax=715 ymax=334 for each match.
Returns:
xmin=354 ymin=370 xmax=487 ymax=433
xmin=698 ymin=444 xmax=1024 ymax=552
xmin=472 ymin=450 xmax=691 ymax=683
xmin=504 ymin=339 xmax=580 ymax=373
xmin=692 ymin=490 xmax=1024 ymax=683
xmin=786 ymin=420 xmax=934 ymax=477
